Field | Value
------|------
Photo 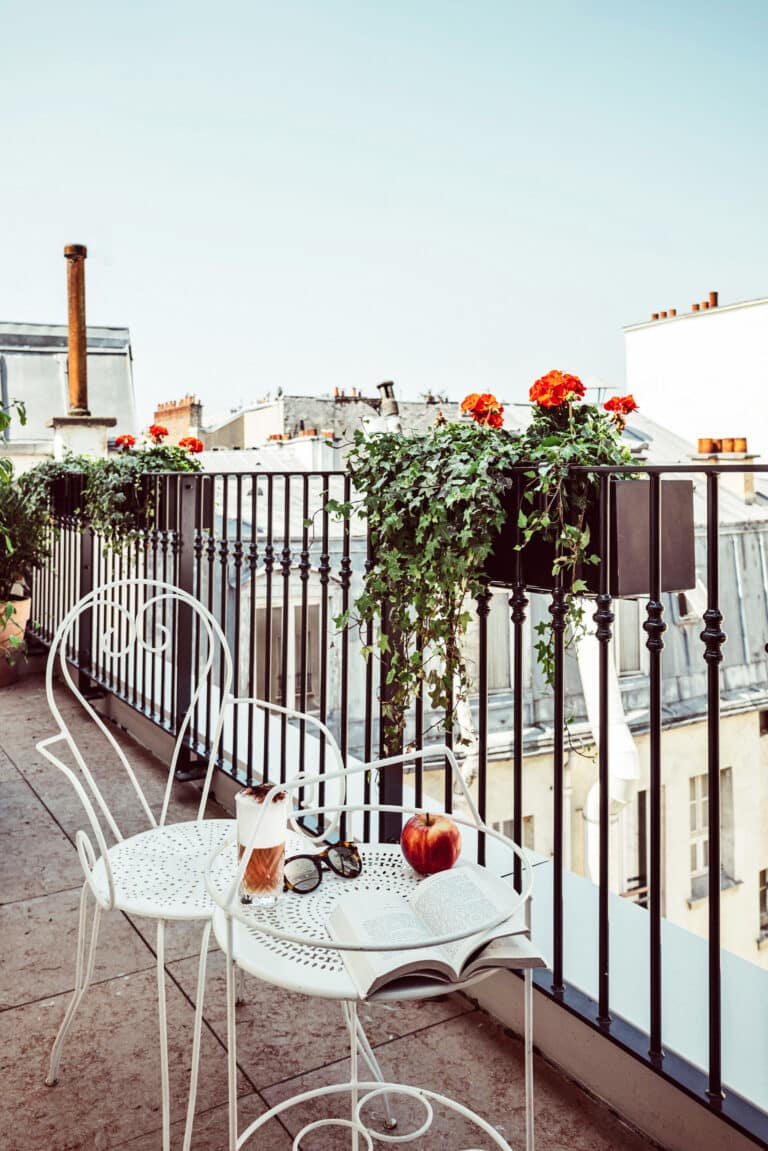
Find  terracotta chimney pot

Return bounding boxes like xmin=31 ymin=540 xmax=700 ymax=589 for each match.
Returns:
xmin=709 ymin=291 xmax=718 ymax=308
xmin=692 ymin=303 xmax=700 ymax=312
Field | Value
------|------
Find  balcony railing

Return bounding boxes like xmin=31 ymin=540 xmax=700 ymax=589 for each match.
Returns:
xmin=29 ymin=463 xmax=768 ymax=1148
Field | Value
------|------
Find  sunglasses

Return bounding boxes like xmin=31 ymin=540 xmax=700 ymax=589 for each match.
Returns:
xmin=284 ymin=841 xmax=363 ymax=894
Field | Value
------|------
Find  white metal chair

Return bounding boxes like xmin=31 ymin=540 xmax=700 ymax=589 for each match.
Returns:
xmin=37 ymin=578 xmax=235 ymax=1151
xmin=206 ymin=750 xmax=544 ymax=1151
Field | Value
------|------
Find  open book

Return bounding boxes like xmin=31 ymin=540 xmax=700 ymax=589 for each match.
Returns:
xmin=327 ymin=860 xmax=539 ymax=998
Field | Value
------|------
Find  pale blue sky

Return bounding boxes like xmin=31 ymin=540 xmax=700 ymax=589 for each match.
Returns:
xmin=2 ymin=0 xmax=766 ymax=425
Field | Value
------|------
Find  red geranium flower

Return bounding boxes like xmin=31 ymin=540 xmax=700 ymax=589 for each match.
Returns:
xmin=530 ymin=371 xmax=586 ymax=408
xmin=178 ymin=436 xmax=204 ymax=453
xmin=603 ymin=394 xmax=638 ymax=416
xmin=148 ymin=423 xmax=169 ymax=443
xmin=459 ymin=392 xmax=504 ymax=427
xmin=114 ymin=433 xmax=136 ymax=450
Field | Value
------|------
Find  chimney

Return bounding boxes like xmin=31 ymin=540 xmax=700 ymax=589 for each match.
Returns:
xmin=660 ymin=311 xmax=667 ymax=319
xmin=709 ymin=291 xmax=718 ymax=308
xmin=377 ymin=380 xmax=402 ymax=431
xmin=669 ymin=308 xmax=677 ymax=317
xmin=64 ymin=244 xmax=89 ymax=415
xmin=377 ymin=381 xmax=399 ymax=418
xmin=702 ymin=301 xmax=710 ymax=310
xmin=692 ymin=303 xmax=700 ymax=312
xmin=651 ymin=313 xmax=659 ymax=321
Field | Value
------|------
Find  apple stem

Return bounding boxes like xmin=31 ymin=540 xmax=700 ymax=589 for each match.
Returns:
xmin=425 ymin=813 xmax=432 ymax=826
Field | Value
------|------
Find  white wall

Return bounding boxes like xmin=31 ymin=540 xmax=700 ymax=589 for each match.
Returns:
xmin=624 ymin=299 xmax=768 ymax=462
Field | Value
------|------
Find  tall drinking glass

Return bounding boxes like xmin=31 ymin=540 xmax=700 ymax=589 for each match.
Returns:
xmin=235 ymin=784 xmax=288 ymax=906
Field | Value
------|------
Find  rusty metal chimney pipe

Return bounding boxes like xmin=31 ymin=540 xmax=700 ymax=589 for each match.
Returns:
xmin=64 ymin=243 xmax=89 ymax=415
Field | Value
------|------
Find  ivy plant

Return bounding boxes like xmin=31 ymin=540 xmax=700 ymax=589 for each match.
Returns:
xmin=331 ymin=376 xmax=637 ymax=743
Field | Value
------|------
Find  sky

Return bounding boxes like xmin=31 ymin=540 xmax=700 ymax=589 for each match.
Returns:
xmin=2 ymin=0 xmax=767 ymax=427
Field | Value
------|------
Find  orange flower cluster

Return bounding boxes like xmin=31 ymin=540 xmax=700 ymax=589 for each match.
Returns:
xmin=148 ymin=424 xmax=169 ymax=443
xmin=529 ymin=371 xmax=586 ymax=408
xmin=603 ymin=394 xmax=638 ymax=416
xmin=178 ymin=436 xmax=204 ymax=453
xmin=460 ymin=392 xmax=504 ymax=428
xmin=114 ymin=433 xmax=136 ymax=449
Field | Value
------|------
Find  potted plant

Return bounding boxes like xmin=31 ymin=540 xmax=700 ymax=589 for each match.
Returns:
xmin=23 ymin=425 xmax=205 ymax=550
xmin=333 ymin=371 xmax=693 ymax=742
xmin=0 ymin=464 xmax=51 ymax=684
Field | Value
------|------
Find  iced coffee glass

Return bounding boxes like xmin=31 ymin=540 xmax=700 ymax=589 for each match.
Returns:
xmin=235 ymin=784 xmax=288 ymax=906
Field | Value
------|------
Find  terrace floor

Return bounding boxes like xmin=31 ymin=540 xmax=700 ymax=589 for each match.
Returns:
xmin=0 ymin=672 xmax=664 ymax=1150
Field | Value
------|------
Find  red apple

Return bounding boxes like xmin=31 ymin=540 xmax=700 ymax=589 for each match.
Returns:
xmin=400 ymin=812 xmax=461 ymax=876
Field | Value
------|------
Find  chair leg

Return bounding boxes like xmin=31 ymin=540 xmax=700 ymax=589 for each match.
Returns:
xmin=525 ymin=968 xmax=535 ymax=1151
xmin=46 ymin=881 xmax=102 ymax=1086
xmin=225 ymin=917 xmax=239 ymax=1151
xmin=156 ymin=919 xmax=171 ymax=1151
xmin=235 ymin=963 xmax=246 ymax=1005
xmin=182 ymin=919 xmax=212 ymax=1151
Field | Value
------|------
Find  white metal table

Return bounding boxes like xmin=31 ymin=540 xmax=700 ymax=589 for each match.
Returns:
xmin=209 ymin=832 xmax=543 ymax=1150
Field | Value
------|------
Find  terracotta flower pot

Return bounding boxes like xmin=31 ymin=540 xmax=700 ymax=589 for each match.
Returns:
xmin=0 ymin=597 xmax=31 ymax=685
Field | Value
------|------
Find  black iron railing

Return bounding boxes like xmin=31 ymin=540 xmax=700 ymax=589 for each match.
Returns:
xmin=28 ymin=463 xmax=768 ymax=1147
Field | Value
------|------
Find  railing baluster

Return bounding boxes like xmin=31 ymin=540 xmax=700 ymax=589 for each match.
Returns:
xmin=279 ymin=475 xmax=292 ymax=783
xmin=319 ymin=474 xmax=331 ymax=821
xmin=550 ymin=575 xmax=568 ymax=997
xmin=246 ymin=474 xmax=259 ymax=786
xmin=594 ymin=473 xmax=614 ymax=1028
xmin=263 ymin=474 xmax=275 ymax=783
xmin=643 ymin=471 xmax=666 ymax=1062
xmin=702 ymin=471 xmax=726 ymax=1099
xmin=339 ymin=474 xmax=352 ymax=840
xmin=476 ymin=584 xmax=490 ymax=867
xmin=298 ymin=475 xmax=310 ymax=772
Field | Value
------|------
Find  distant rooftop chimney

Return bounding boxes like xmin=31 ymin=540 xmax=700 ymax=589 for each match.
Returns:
xmin=377 ymin=381 xmax=399 ymax=419
xmin=64 ymin=244 xmax=89 ymax=415
xmin=709 ymin=290 xmax=718 ymax=308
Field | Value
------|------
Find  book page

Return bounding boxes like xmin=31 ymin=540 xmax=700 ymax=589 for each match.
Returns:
xmin=410 ymin=862 xmax=525 ymax=970
xmin=327 ymin=892 xmax=457 ymax=997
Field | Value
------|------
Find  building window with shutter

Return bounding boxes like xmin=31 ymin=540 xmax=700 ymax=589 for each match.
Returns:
xmin=689 ymin=768 xmax=736 ymax=902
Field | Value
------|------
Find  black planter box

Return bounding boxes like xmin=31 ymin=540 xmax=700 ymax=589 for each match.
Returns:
xmin=486 ymin=478 xmax=696 ymax=598
xmin=51 ymin=474 xmax=88 ymax=518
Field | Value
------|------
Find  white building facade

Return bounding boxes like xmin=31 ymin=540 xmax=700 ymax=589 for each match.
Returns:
xmin=624 ymin=294 xmax=768 ymax=463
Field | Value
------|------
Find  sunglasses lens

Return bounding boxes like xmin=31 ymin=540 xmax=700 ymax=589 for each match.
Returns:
xmin=328 ymin=844 xmax=362 ymax=877
xmin=285 ymin=857 xmax=321 ymax=893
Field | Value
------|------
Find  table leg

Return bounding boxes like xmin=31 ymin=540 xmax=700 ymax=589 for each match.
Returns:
xmin=525 ymin=968 xmax=534 ymax=1151
xmin=343 ymin=1001 xmax=359 ymax=1151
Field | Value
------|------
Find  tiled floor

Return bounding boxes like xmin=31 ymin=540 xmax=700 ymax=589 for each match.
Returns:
xmin=0 ymin=673 xmax=662 ymax=1150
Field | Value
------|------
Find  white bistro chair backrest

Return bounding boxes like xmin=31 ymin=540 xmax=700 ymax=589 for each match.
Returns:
xmin=39 ymin=578 xmax=234 ymax=846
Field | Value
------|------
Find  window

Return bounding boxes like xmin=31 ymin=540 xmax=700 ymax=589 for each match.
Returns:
xmin=689 ymin=774 xmax=709 ymax=899
xmin=255 ymin=603 xmax=321 ymax=709
xmin=464 ymin=591 xmax=512 ymax=693
xmin=615 ymin=598 xmax=644 ymax=676
xmin=760 ymin=870 xmax=768 ymax=938
xmin=759 ymin=710 xmax=768 ymax=737
xmin=689 ymin=768 xmax=735 ymax=901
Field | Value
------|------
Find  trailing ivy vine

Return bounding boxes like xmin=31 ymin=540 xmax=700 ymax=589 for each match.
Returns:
xmin=330 ymin=376 xmax=638 ymax=744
